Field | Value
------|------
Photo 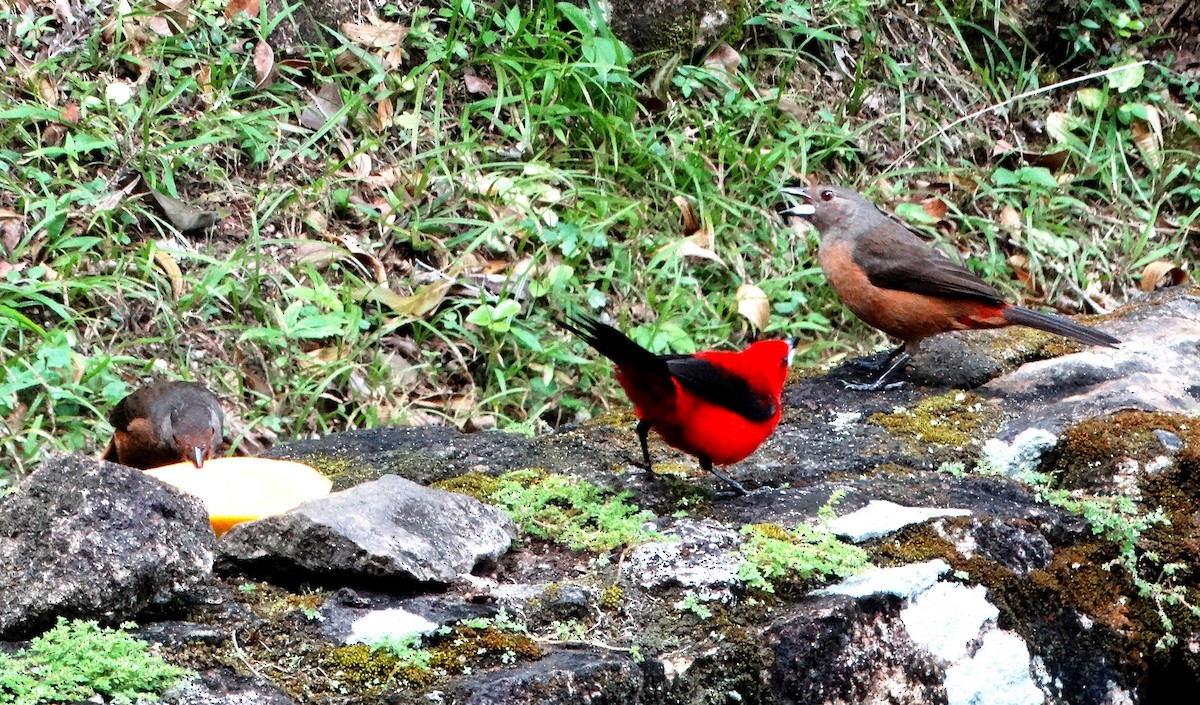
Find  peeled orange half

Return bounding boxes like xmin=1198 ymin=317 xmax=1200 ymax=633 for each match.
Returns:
xmin=146 ymin=457 xmax=332 ymax=535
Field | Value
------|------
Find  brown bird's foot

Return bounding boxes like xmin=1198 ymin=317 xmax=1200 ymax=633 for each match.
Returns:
xmin=842 ymin=352 xmax=911 ymax=392
xmin=846 ymin=345 xmax=907 ymax=373
xmin=842 ymin=378 xmax=906 ymax=392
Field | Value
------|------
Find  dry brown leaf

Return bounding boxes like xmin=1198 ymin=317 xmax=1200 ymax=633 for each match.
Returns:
xmin=736 ymin=283 xmax=770 ymax=330
xmin=355 ymin=279 xmax=453 ymax=318
xmin=376 ymin=96 xmax=394 ymax=128
xmin=704 ymin=43 xmax=741 ymax=73
xmin=253 ymin=40 xmax=275 ymax=89
xmin=1131 ymin=105 xmax=1163 ymax=167
xmin=464 ymin=71 xmax=494 ymax=96
xmin=224 ymin=0 xmax=257 ymax=18
xmin=37 ymin=77 xmax=57 ymax=105
xmin=42 ymin=122 xmax=68 ymax=146
xmin=1139 ymin=260 xmax=1188 ymax=292
xmin=293 ymin=240 xmax=343 ymax=267
xmin=299 ymin=83 xmax=344 ymax=130
xmin=673 ymin=195 xmax=700 ymax=236
xmin=147 ymin=15 xmax=173 ymax=36
xmin=679 ymin=230 xmax=725 ymax=266
xmin=148 ymin=189 xmax=218 ymax=233
xmin=341 ymin=21 xmax=409 ymax=48
xmin=920 ymin=196 xmax=948 ymax=221
xmin=997 ymin=205 xmax=1022 ymax=233
xmin=152 ymin=249 xmax=186 ymax=301
xmin=1007 ymin=253 xmax=1031 ymax=285
xmin=0 ymin=209 xmax=23 ymax=252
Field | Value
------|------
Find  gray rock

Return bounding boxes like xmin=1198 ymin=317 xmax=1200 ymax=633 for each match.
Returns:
xmin=445 ymin=648 xmax=663 ymax=705
xmin=161 ymin=668 xmax=297 ymax=705
xmin=986 ymin=294 xmax=1200 ymax=438
xmin=625 ymin=519 xmax=742 ymax=600
xmin=0 ymin=454 xmax=215 ymax=640
xmin=766 ymin=593 xmax=948 ymax=704
xmin=219 ymin=474 xmax=516 ymax=584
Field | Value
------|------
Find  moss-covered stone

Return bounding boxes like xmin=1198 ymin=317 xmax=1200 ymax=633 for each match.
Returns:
xmin=869 ymin=391 xmax=996 ymax=447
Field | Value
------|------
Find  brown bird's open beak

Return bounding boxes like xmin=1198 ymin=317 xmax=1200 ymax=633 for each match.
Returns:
xmin=189 ymin=446 xmax=207 ymax=469
xmin=779 ymin=186 xmax=815 ymax=217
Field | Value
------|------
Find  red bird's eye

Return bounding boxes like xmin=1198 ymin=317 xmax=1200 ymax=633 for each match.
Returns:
xmin=820 ymin=189 xmax=834 ymax=201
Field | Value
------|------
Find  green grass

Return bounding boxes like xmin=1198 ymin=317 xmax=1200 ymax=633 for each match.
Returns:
xmin=0 ymin=618 xmax=193 ymax=704
xmin=1 ymin=0 xmax=1197 ymax=481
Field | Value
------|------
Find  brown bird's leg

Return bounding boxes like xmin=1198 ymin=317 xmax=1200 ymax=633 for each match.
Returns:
xmin=636 ymin=419 xmax=653 ymax=471
xmin=847 ymin=344 xmax=907 ymax=373
xmin=844 ymin=352 xmax=911 ymax=392
xmin=701 ymin=456 xmax=748 ymax=496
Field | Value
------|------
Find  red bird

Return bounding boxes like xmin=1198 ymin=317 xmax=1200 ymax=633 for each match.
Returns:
xmin=559 ymin=314 xmax=796 ymax=494
xmin=781 ymin=184 xmax=1119 ymax=389
xmin=102 ymin=381 xmax=225 ymax=470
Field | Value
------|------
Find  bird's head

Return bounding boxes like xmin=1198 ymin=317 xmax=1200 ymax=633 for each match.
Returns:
xmin=162 ymin=405 xmax=224 ymax=469
xmin=780 ymin=184 xmax=883 ymax=238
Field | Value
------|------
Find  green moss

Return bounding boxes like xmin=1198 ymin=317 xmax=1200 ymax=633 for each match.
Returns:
xmin=426 ymin=624 xmax=541 ymax=673
xmin=869 ymin=391 xmax=994 ymax=447
xmin=1050 ymin=410 xmax=1195 ymax=488
xmin=431 ymin=471 xmax=503 ymax=501
xmin=489 ymin=469 xmax=660 ymax=551
xmin=0 ymin=618 xmax=193 ymax=705
xmin=599 ymin=584 xmax=624 ymax=610
xmin=325 ymin=644 xmax=404 ymax=691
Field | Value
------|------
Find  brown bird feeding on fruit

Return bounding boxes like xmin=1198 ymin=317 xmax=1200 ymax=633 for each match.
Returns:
xmin=102 ymin=381 xmax=225 ymax=470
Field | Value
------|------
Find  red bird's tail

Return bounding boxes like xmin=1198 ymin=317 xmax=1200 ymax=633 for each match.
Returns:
xmin=1001 ymin=306 xmax=1119 ymax=348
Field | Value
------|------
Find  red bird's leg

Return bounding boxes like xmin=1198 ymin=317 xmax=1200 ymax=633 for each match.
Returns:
xmin=636 ymin=419 xmax=653 ymax=471
xmin=701 ymin=457 xmax=748 ymax=496
xmin=844 ymin=352 xmax=911 ymax=392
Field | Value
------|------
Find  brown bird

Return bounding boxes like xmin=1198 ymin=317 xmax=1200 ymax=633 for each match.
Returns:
xmin=102 ymin=381 xmax=225 ymax=469
xmin=780 ymin=184 xmax=1119 ymax=390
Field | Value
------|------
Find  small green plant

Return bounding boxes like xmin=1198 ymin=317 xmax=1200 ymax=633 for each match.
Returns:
xmin=1032 ymin=484 xmax=1198 ymax=649
xmin=486 ymin=470 xmax=661 ymax=551
xmin=737 ymin=506 xmax=869 ymax=594
xmin=0 ymin=618 xmax=193 ymax=705
xmin=677 ymin=592 xmax=713 ymax=620
xmin=368 ymin=633 xmax=433 ymax=671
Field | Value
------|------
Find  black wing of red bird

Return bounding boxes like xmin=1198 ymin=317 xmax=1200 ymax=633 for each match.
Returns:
xmin=855 ymin=229 xmax=1005 ymax=304
xmin=666 ymin=357 xmax=777 ymax=422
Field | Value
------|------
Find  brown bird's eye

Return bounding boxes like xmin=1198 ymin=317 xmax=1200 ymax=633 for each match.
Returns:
xmin=820 ymin=189 xmax=834 ymax=201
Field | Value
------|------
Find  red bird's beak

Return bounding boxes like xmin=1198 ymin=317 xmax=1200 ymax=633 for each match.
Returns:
xmin=786 ymin=337 xmax=799 ymax=366
xmin=779 ymin=186 xmax=815 ymax=217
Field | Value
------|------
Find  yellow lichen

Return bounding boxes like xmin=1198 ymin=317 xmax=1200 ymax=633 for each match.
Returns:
xmin=869 ymin=391 xmax=993 ymax=447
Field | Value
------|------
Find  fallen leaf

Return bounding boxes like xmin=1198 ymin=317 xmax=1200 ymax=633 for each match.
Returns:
xmin=679 ymin=232 xmax=725 ymax=266
xmin=1139 ymin=260 xmax=1187 ymax=292
xmin=148 ymin=189 xmax=219 ymax=233
xmin=341 ymin=20 xmax=409 ymax=48
xmin=355 ymin=278 xmax=453 ymax=318
xmin=253 ymin=40 xmax=275 ymax=89
xmin=464 ymin=71 xmax=494 ymax=95
xmin=1131 ymin=104 xmax=1163 ymax=167
xmin=224 ymin=0 xmax=257 ymax=18
xmin=920 ymin=196 xmax=948 ymax=221
xmin=1007 ymin=253 xmax=1030 ymax=285
xmin=152 ymin=249 xmax=186 ymax=301
xmin=673 ymin=195 xmax=700 ymax=236
xmin=299 ymin=83 xmax=344 ymax=131
xmin=704 ymin=43 xmax=741 ymax=73
xmin=736 ymin=283 xmax=770 ymax=329
xmin=997 ymin=205 xmax=1022 ymax=232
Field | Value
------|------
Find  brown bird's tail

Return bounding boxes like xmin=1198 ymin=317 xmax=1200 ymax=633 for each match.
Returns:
xmin=1001 ymin=306 xmax=1119 ymax=348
